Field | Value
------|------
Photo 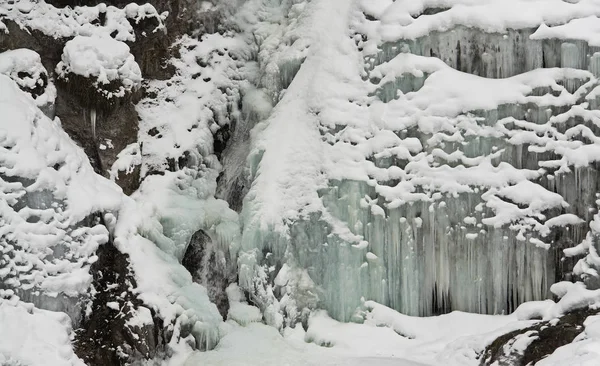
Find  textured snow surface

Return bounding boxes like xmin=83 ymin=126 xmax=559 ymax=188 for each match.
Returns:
xmin=56 ymin=35 xmax=141 ymax=95
xmin=182 ymin=303 xmax=540 ymax=366
xmin=0 ymin=297 xmax=85 ymax=366
xmin=0 ymin=75 xmax=122 ymax=313
xmin=0 ymin=0 xmax=165 ymax=41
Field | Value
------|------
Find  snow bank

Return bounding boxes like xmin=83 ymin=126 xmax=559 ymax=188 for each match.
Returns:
xmin=0 ymin=297 xmax=85 ymax=366
xmin=0 ymin=75 xmax=122 ymax=319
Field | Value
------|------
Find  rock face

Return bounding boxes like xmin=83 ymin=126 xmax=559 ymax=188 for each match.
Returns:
xmin=0 ymin=0 xmax=178 ymax=195
xmin=183 ymin=230 xmax=236 ymax=318
xmin=481 ymin=307 xmax=600 ymax=366
xmin=74 ymin=239 xmax=165 ymax=365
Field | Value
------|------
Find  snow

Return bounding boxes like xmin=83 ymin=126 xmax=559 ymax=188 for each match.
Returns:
xmin=0 ymin=297 xmax=85 ymax=366
xmin=0 ymin=0 xmax=166 ymax=42
xmin=0 ymin=49 xmax=55 ymax=107
xmin=0 ymin=74 xmax=122 ymax=320
xmin=181 ymin=303 xmax=544 ymax=366
xmin=104 ymin=28 xmax=251 ymax=351
xmin=226 ymin=285 xmax=263 ymax=326
xmin=56 ymin=35 xmax=142 ymax=96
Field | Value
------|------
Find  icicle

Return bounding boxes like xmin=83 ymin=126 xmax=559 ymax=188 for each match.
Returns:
xmin=90 ymin=108 xmax=97 ymax=140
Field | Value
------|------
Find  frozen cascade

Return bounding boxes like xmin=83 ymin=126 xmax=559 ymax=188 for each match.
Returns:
xmin=371 ymin=28 xmax=600 ymax=80
xmin=237 ymin=0 xmax=600 ymax=324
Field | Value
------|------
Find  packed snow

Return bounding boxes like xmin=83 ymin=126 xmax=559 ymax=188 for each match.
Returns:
xmin=0 ymin=297 xmax=85 ymax=366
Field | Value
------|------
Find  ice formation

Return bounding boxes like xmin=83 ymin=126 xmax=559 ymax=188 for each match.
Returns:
xmin=235 ymin=0 xmax=600 ymax=323
xmin=5 ymin=0 xmax=600 ymax=364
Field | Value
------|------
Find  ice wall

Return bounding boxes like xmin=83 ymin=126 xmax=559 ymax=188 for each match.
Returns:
xmin=237 ymin=0 xmax=600 ymax=323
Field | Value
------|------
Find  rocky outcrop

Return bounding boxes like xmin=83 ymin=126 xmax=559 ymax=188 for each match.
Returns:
xmin=74 ymin=238 xmax=166 ymax=365
xmin=480 ymin=306 xmax=599 ymax=365
xmin=183 ymin=230 xmax=236 ymax=318
xmin=0 ymin=0 xmax=182 ymax=195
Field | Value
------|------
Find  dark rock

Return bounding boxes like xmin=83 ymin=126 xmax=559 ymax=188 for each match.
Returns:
xmin=0 ymin=20 xmax=63 ymax=76
xmin=54 ymin=78 xmax=141 ymax=194
xmin=213 ymin=122 xmax=231 ymax=159
xmin=480 ymin=307 xmax=600 ymax=366
xmin=74 ymin=237 xmax=166 ymax=365
xmin=182 ymin=230 xmax=236 ymax=318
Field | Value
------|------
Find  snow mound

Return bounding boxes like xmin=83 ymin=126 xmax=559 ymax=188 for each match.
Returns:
xmin=56 ymin=35 xmax=142 ymax=97
xmin=0 ymin=297 xmax=85 ymax=366
xmin=226 ymin=284 xmax=263 ymax=326
xmin=0 ymin=49 xmax=55 ymax=106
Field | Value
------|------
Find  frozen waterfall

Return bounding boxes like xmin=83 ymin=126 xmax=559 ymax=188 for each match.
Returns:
xmin=234 ymin=0 xmax=600 ymax=323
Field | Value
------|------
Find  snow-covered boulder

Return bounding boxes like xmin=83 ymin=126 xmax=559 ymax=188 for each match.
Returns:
xmin=56 ymin=35 xmax=142 ymax=105
xmin=0 ymin=49 xmax=55 ymax=108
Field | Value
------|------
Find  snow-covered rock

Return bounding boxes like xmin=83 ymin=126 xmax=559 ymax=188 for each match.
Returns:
xmin=0 ymin=49 xmax=55 ymax=107
xmin=56 ymin=35 xmax=141 ymax=99
xmin=0 ymin=74 xmax=123 ymax=322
